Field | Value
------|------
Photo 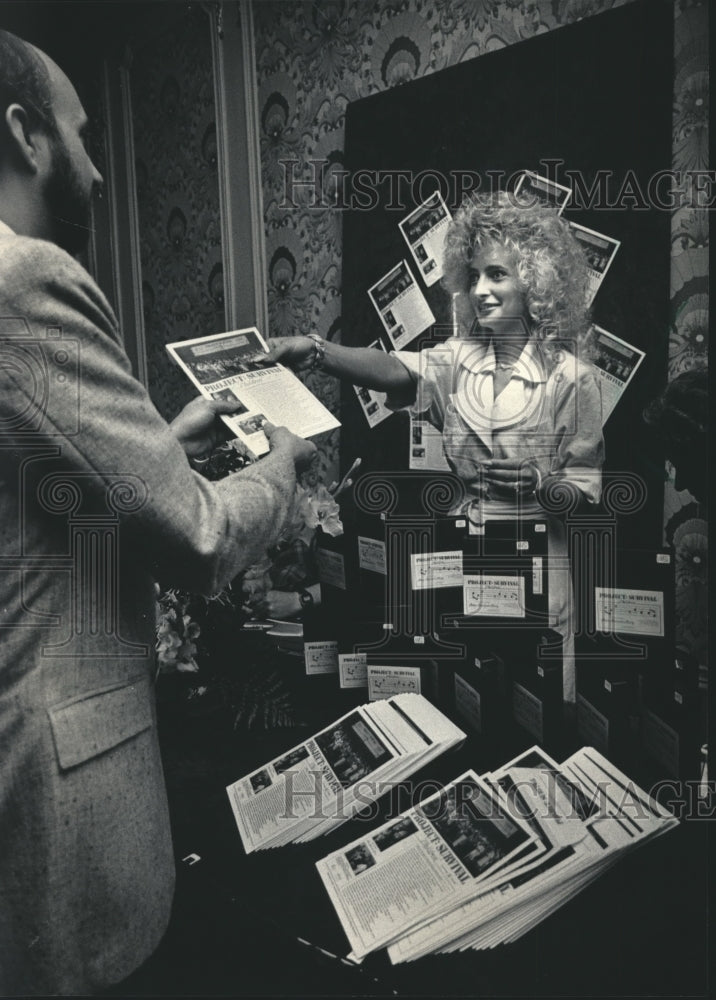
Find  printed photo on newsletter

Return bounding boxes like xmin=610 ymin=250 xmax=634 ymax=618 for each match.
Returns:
xmin=399 ymin=191 xmax=453 ymax=287
xmin=513 ymin=171 xmax=572 ymax=214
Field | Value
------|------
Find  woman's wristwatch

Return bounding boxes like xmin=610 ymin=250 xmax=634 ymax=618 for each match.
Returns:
xmin=299 ymin=589 xmax=314 ymax=609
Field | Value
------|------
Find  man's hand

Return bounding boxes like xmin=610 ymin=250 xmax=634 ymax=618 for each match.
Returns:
xmin=265 ymin=336 xmax=315 ymax=370
xmin=170 ymin=396 xmax=242 ymax=458
xmin=250 ymin=589 xmax=302 ymax=620
xmin=263 ymin=421 xmax=317 ymax=471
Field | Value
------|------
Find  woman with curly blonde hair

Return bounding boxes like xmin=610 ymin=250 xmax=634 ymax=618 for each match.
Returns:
xmin=270 ymin=191 xmax=604 ymax=701
xmin=444 ymin=191 xmax=591 ymax=358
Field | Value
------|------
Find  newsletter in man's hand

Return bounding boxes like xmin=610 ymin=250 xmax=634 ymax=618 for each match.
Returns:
xmin=166 ymin=326 xmax=340 ymax=456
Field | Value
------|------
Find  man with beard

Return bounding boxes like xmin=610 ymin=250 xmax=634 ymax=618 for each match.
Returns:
xmin=0 ymin=29 xmax=315 ymax=995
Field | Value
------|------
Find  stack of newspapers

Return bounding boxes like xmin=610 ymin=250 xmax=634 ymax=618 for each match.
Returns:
xmin=226 ymin=694 xmax=465 ymax=853
xmin=316 ymin=745 xmax=679 ymax=963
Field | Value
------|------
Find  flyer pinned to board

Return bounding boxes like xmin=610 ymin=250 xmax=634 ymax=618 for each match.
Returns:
xmin=352 ymin=340 xmax=393 ymax=428
xmin=368 ymin=260 xmax=435 ymax=349
xmin=590 ymin=325 xmax=645 ymax=425
xmin=513 ymin=170 xmax=572 ymax=214
xmin=398 ymin=192 xmax=453 ymax=287
xmin=568 ymin=222 xmax=620 ymax=305
xmin=409 ymin=416 xmax=450 ymax=471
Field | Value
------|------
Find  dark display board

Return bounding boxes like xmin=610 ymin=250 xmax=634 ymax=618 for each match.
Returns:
xmin=340 ymin=0 xmax=673 ymax=550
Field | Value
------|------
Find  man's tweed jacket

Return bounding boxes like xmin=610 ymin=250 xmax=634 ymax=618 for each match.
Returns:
xmin=0 ymin=232 xmax=295 ymax=994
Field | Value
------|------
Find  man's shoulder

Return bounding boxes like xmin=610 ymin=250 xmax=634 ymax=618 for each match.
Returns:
xmin=0 ymin=234 xmax=118 ymax=337
xmin=0 ymin=233 xmax=94 ymax=288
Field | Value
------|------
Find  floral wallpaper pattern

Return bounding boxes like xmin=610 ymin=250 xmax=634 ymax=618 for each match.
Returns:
xmin=665 ymin=0 xmax=708 ymax=662
xmin=252 ymin=0 xmax=708 ymax=663
xmin=131 ymin=6 xmax=225 ymax=420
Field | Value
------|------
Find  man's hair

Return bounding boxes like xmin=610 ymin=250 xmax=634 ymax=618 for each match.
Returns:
xmin=0 ymin=28 xmax=57 ymax=141
xmin=442 ymin=191 xmax=591 ymax=364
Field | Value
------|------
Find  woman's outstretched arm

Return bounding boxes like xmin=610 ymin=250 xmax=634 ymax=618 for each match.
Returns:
xmin=267 ymin=335 xmax=416 ymax=398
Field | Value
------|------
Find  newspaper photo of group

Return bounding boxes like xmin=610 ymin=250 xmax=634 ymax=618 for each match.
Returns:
xmin=317 ymin=745 xmax=678 ymax=963
xmin=226 ymin=695 xmax=465 ymax=852
xmin=166 ymin=326 xmax=340 ymax=457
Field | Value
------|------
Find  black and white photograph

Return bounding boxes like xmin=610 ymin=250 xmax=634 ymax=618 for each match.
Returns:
xmin=249 ymin=769 xmax=272 ymax=794
xmin=421 ymin=778 xmax=529 ymax=879
xmin=237 ymin=413 xmax=267 ymax=436
xmin=0 ymin=0 xmax=707 ymax=997
xmin=314 ymin=713 xmax=393 ymax=789
xmin=170 ymin=330 xmax=269 ymax=384
xmin=345 ymin=843 xmax=376 ymax=875
xmin=373 ymin=816 xmax=419 ymax=852
xmin=273 ymin=745 xmax=310 ymax=775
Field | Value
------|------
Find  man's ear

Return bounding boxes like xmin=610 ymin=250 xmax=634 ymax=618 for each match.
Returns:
xmin=4 ymin=103 xmax=45 ymax=173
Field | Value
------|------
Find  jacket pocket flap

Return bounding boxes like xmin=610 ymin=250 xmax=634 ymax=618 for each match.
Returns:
xmin=49 ymin=676 xmax=152 ymax=770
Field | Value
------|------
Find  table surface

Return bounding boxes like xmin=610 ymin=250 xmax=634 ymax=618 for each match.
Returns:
xmin=147 ymin=658 xmax=710 ymax=999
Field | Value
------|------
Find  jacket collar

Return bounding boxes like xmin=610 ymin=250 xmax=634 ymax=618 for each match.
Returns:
xmin=455 ymin=337 xmax=548 ymax=384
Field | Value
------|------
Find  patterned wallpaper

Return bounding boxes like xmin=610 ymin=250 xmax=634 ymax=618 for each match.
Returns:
xmin=251 ymin=0 xmax=709 ymax=662
xmin=131 ymin=5 xmax=226 ymax=420
xmin=666 ymin=0 xmax=709 ymax=662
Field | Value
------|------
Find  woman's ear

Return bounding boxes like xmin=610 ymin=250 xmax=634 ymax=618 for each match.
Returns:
xmin=3 ymin=102 xmax=46 ymax=174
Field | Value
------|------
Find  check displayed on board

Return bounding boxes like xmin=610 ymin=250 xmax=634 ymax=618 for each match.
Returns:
xmin=166 ymin=327 xmax=340 ymax=457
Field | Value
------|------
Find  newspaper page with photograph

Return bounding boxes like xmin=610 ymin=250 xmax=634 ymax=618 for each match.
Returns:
xmin=166 ymin=327 xmax=340 ymax=457
xmin=317 ymin=771 xmax=539 ymax=960
xmin=398 ymin=191 xmax=453 ymax=287
xmin=568 ymin=222 xmax=621 ymax=305
xmin=368 ymin=261 xmax=436 ymax=348
xmin=318 ymin=745 xmax=678 ymax=964
xmin=409 ymin=417 xmax=450 ymax=470
xmin=352 ymin=340 xmax=393 ymax=428
xmin=590 ymin=324 xmax=646 ymax=424
xmin=226 ymin=694 xmax=465 ymax=852
xmin=513 ymin=171 xmax=572 ymax=214
xmin=388 ymin=749 xmax=676 ymax=960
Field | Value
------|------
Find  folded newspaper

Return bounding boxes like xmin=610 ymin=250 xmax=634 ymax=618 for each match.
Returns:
xmin=166 ymin=327 xmax=340 ymax=457
xmin=316 ymin=745 xmax=678 ymax=963
xmin=226 ymin=694 xmax=466 ymax=853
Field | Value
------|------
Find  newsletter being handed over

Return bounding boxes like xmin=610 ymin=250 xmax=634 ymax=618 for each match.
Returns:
xmin=167 ymin=327 xmax=340 ymax=457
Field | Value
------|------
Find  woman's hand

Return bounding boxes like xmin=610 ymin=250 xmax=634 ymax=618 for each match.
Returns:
xmin=266 ymin=336 xmax=315 ymax=370
xmin=170 ymin=396 xmax=243 ymax=458
xmin=482 ymin=458 xmax=540 ymax=497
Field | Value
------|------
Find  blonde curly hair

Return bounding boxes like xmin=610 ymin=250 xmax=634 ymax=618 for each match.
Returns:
xmin=442 ymin=191 xmax=591 ymax=363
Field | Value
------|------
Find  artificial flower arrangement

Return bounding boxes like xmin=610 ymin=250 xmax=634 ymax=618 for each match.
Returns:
xmin=154 ymin=441 xmax=359 ymax=723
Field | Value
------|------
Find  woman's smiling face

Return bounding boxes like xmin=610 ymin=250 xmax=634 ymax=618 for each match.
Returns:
xmin=467 ymin=241 xmax=527 ymax=331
